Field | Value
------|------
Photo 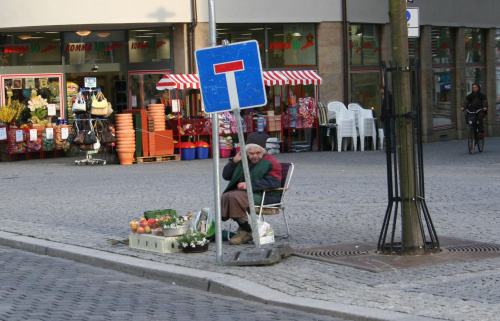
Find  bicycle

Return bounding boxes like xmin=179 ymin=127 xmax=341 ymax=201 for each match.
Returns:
xmin=464 ymin=109 xmax=484 ymax=154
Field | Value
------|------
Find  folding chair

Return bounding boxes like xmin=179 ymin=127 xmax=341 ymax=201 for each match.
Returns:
xmin=255 ymin=162 xmax=294 ymax=238
xmin=226 ymin=162 xmax=294 ymax=240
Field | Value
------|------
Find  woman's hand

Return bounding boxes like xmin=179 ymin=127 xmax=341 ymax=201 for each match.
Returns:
xmin=237 ymin=182 xmax=247 ymax=190
xmin=233 ymin=151 xmax=242 ymax=163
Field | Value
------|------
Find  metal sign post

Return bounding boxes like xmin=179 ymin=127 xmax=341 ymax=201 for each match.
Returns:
xmin=207 ymin=0 xmax=223 ymax=263
xmin=196 ymin=40 xmax=267 ymax=251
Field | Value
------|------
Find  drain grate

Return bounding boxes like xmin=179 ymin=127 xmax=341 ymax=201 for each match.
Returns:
xmin=291 ymin=237 xmax=500 ymax=273
xmin=447 ymin=244 xmax=500 ymax=253
xmin=294 ymin=248 xmax=368 ymax=258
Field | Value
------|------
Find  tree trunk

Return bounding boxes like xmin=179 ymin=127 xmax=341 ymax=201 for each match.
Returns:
xmin=388 ymin=0 xmax=425 ymax=254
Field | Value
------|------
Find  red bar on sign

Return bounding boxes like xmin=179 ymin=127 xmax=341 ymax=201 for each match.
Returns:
xmin=214 ymin=60 xmax=244 ymax=74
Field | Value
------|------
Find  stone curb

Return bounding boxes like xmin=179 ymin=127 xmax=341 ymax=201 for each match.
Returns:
xmin=0 ymin=231 xmax=434 ymax=321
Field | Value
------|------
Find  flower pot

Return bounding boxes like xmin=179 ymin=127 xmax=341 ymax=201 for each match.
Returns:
xmin=115 ymin=129 xmax=135 ymax=135
xmin=116 ymin=149 xmax=135 ymax=165
xmin=181 ymin=243 xmax=209 ymax=253
xmin=115 ymin=121 xmax=133 ymax=127
xmin=162 ymin=225 xmax=189 ymax=237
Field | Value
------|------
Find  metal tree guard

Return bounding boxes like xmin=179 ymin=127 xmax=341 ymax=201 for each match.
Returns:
xmin=377 ymin=60 xmax=440 ymax=254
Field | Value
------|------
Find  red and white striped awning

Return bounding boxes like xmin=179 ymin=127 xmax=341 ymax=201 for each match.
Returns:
xmin=156 ymin=74 xmax=200 ymax=90
xmin=157 ymin=70 xmax=321 ymax=90
xmin=262 ymin=71 xmax=289 ymax=86
xmin=156 ymin=74 xmax=176 ymax=90
xmin=279 ymin=70 xmax=322 ymax=85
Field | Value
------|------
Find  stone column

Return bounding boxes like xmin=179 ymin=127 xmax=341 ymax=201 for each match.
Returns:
xmin=173 ymin=24 xmax=189 ymax=74
xmin=418 ymin=25 xmax=434 ymax=143
xmin=485 ymin=28 xmax=498 ymax=136
xmin=317 ymin=22 xmax=343 ymax=102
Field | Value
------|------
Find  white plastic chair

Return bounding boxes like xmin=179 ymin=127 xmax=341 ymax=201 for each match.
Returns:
xmin=378 ymin=128 xmax=385 ymax=150
xmin=335 ymin=110 xmax=357 ymax=152
xmin=347 ymin=103 xmax=363 ymax=132
xmin=326 ymin=101 xmax=347 ymax=124
xmin=358 ymin=108 xmax=377 ymax=151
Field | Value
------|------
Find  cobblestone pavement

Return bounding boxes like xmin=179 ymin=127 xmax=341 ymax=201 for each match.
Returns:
xmin=0 ymin=137 xmax=499 ymax=320
xmin=0 ymin=245 xmax=347 ymax=321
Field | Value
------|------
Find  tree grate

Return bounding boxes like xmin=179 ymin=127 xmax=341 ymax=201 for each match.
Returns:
xmin=446 ymin=244 xmax=500 ymax=253
xmin=293 ymin=249 xmax=369 ymax=258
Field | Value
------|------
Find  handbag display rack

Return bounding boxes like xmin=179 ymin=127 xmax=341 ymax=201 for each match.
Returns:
xmin=73 ymin=116 xmax=108 ymax=165
xmin=71 ymin=87 xmax=113 ymax=165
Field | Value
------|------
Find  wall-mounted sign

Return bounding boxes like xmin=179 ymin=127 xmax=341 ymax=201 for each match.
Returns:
xmin=407 ymin=8 xmax=420 ymax=38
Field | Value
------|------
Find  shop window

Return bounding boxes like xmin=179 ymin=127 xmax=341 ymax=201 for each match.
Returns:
xmin=465 ymin=67 xmax=485 ymax=94
xmin=431 ymin=27 xmax=454 ymax=65
xmin=496 ymin=29 xmax=500 ymax=122
xmin=497 ymin=29 xmax=500 ymax=64
xmin=350 ymin=72 xmax=380 ymax=114
xmin=216 ymin=24 xmax=265 ymax=67
xmin=465 ymin=28 xmax=485 ymax=64
xmin=408 ymin=38 xmax=420 ymax=60
xmin=267 ymin=24 xmax=317 ymax=68
xmin=216 ymin=23 xmax=317 ymax=69
xmin=349 ymin=24 xmax=381 ymax=67
xmin=0 ymin=32 xmax=61 ymax=66
xmin=496 ymin=66 xmax=500 ymax=122
xmin=128 ymin=71 xmax=170 ymax=109
xmin=432 ymin=68 xmax=454 ymax=130
xmin=128 ymin=28 xmax=171 ymax=64
xmin=64 ymin=30 xmax=126 ymax=65
xmin=1 ymin=74 xmax=64 ymax=119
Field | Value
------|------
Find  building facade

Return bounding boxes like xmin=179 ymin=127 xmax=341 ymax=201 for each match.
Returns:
xmin=1 ymin=0 xmax=499 ymax=142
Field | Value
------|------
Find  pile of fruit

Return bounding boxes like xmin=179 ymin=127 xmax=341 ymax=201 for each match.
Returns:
xmin=130 ymin=214 xmax=193 ymax=236
xmin=130 ymin=218 xmax=163 ymax=235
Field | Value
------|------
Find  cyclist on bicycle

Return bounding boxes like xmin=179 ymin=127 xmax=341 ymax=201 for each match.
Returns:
xmin=461 ymin=83 xmax=488 ymax=137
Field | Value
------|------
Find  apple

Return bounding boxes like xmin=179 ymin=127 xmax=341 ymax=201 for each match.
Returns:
xmin=140 ymin=220 xmax=148 ymax=228
xmin=137 ymin=226 xmax=145 ymax=234
xmin=131 ymin=223 xmax=138 ymax=232
xmin=144 ymin=226 xmax=151 ymax=234
xmin=148 ymin=218 xmax=157 ymax=228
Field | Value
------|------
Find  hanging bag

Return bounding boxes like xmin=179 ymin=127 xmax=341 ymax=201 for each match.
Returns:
xmin=96 ymin=121 xmax=116 ymax=144
xmin=91 ymin=91 xmax=109 ymax=116
xmin=72 ymin=92 xmax=87 ymax=113
xmin=73 ymin=121 xmax=87 ymax=145
xmin=103 ymin=102 xmax=114 ymax=118
xmin=82 ymin=119 xmax=98 ymax=145
xmin=67 ymin=121 xmax=79 ymax=144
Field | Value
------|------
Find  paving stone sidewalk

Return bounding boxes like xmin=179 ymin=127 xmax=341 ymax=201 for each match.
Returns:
xmin=0 ymin=137 xmax=499 ymax=320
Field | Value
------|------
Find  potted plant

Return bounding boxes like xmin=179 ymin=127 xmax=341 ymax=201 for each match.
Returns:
xmin=158 ymin=214 xmax=189 ymax=236
xmin=177 ymin=232 xmax=210 ymax=253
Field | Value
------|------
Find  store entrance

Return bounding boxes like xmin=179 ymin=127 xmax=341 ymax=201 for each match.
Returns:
xmin=65 ymin=72 xmax=127 ymax=116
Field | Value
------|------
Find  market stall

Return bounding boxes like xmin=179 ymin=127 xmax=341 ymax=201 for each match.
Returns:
xmin=155 ymin=70 xmax=323 ymax=154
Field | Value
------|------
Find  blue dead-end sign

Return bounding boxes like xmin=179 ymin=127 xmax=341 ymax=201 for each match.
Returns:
xmin=196 ymin=40 xmax=267 ymax=113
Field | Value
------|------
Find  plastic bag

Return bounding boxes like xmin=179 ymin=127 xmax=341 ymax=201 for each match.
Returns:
xmin=247 ymin=213 xmax=274 ymax=237
xmin=194 ymin=208 xmax=215 ymax=238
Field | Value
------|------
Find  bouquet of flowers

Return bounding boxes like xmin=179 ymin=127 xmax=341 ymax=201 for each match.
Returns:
xmin=28 ymin=90 xmax=49 ymax=125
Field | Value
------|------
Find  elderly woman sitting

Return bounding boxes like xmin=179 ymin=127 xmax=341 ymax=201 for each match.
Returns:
xmin=221 ymin=132 xmax=282 ymax=245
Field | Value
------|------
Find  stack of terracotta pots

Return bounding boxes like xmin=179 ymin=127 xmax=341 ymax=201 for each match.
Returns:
xmin=115 ymin=113 xmax=136 ymax=165
xmin=148 ymin=104 xmax=166 ymax=131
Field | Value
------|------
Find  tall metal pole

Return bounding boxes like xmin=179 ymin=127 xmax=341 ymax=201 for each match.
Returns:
xmin=208 ymin=0 xmax=223 ymax=263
